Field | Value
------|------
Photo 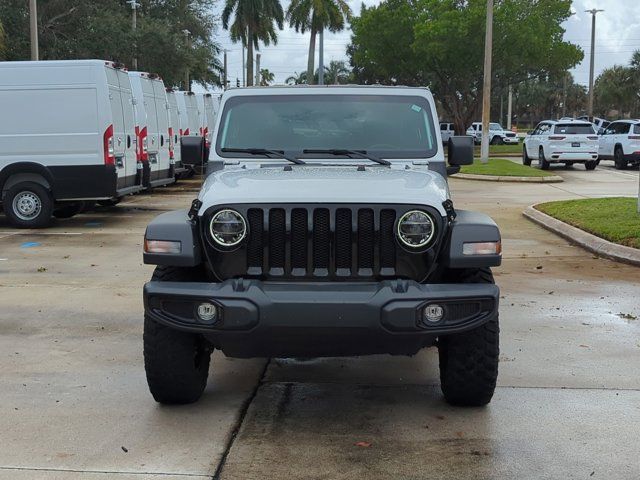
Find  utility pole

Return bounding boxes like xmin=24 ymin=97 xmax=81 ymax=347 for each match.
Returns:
xmin=223 ymin=50 xmax=228 ymax=90
xmin=507 ymin=85 xmax=513 ymax=130
xmin=255 ymin=53 xmax=261 ymax=86
xmin=182 ymin=29 xmax=191 ymax=91
xmin=586 ymin=9 xmax=604 ymax=120
xmin=480 ymin=0 xmax=494 ymax=164
xmin=29 ymin=0 xmax=39 ymax=60
xmin=126 ymin=1 xmax=140 ymax=70
xmin=562 ymin=72 xmax=568 ymax=118
xmin=242 ymin=46 xmax=245 ymax=87
xmin=318 ymin=27 xmax=324 ymax=85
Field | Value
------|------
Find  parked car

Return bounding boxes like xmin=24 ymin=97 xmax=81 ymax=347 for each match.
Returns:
xmin=129 ymin=72 xmax=176 ymax=188
xmin=597 ymin=120 xmax=640 ymax=170
xmin=165 ymin=89 xmax=183 ymax=175
xmin=141 ymin=85 xmax=503 ymax=407
xmin=0 ymin=60 xmax=144 ymax=228
xmin=577 ymin=115 xmax=610 ymax=135
xmin=467 ymin=122 xmax=519 ymax=145
xmin=440 ymin=122 xmax=456 ymax=144
xmin=523 ymin=119 xmax=599 ymax=170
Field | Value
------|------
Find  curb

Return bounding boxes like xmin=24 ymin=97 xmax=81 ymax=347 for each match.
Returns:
xmin=523 ymin=205 xmax=640 ymax=267
xmin=455 ymin=173 xmax=564 ymax=183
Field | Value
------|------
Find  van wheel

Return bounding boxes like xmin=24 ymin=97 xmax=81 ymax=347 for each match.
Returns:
xmin=438 ymin=268 xmax=499 ymax=406
xmin=4 ymin=182 xmax=53 ymax=228
xmin=539 ymin=148 xmax=550 ymax=170
xmin=53 ymin=202 xmax=84 ymax=219
xmin=522 ymin=146 xmax=532 ymax=166
xmin=144 ymin=265 xmax=212 ymax=404
xmin=614 ymin=147 xmax=628 ymax=170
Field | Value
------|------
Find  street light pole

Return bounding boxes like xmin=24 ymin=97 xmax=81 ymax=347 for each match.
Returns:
xmin=182 ymin=29 xmax=191 ymax=91
xmin=318 ymin=27 xmax=324 ymax=85
xmin=29 ymin=0 xmax=39 ymax=60
xmin=126 ymin=0 xmax=140 ymax=70
xmin=586 ymin=9 xmax=604 ymax=120
xmin=223 ymin=49 xmax=228 ymax=90
xmin=480 ymin=0 xmax=494 ymax=164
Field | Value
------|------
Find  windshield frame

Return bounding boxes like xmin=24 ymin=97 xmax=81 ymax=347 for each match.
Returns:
xmin=214 ymin=94 xmax=439 ymax=161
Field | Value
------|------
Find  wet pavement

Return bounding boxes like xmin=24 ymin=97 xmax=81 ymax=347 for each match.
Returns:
xmin=0 ymin=167 xmax=638 ymax=479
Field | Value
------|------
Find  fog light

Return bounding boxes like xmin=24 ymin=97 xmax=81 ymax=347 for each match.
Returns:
xmin=423 ymin=304 xmax=445 ymax=324
xmin=196 ymin=302 xmax=218 ymax=323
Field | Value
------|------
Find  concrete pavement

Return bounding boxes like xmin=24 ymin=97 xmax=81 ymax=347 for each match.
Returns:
xmin=0 ymin=166 xmax=639 ymax=479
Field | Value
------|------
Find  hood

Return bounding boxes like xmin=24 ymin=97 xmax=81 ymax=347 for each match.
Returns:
xmin=198 ymin=165 xmax=450 ymax=216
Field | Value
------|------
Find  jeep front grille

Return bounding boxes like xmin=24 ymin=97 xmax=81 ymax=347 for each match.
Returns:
xmin=203 ymin=204 xmax=442 ymax=282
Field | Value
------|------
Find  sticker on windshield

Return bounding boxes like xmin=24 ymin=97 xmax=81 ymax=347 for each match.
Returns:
xmin=411 ymin=104 xmax=422 ymax=112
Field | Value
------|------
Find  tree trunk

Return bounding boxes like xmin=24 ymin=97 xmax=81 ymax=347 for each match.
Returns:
xmin=246 ymin=27 xmax=254 ymax=87
xmin=307 ymin=27 xmax=316 ymax=85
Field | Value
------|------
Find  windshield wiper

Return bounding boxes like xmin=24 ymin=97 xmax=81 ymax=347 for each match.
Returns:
xmin=221 ymin=148 xmax=306 ymax=165
xmin=302 ymin=149 xmax=391 ymax=166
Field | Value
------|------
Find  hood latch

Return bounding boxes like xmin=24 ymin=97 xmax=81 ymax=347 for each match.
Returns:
xmin=188 ymin=199 xmax=203 ymax=221
xmin=442 ymin=199 xmax=457 ymax=222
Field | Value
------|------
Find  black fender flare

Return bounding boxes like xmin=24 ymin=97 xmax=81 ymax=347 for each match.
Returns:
xmin=444 ymin=210 xmax=502 ymax=269
xmin=143 ymin=209 xmax=202 ymax=267
xmin=0 ymin=163 xmax=54 ymax=200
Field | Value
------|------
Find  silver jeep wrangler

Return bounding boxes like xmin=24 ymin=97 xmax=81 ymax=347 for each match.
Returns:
xmin=142 ymin=86 xmax=502 ymax=407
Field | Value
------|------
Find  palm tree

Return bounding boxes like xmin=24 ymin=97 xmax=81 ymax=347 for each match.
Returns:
xmin=222 ymin=0 xmax=284 ymax=86
xmin=286 ymin=0 xmax=351 ymax=85
xmin=323 ymin=60 xmax=349 ymax=84
xmin=260 ymin=68 xmax=275 ymax=86
xmin=285 ymin=71 xmax=308 ymax=85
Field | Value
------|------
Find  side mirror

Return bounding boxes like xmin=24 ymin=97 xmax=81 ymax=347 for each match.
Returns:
xmin=448 ymin=136 xmax=474 ymax=166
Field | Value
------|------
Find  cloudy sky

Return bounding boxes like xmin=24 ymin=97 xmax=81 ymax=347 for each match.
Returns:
xmin=210 ymin=0 xmax=640 ymax=88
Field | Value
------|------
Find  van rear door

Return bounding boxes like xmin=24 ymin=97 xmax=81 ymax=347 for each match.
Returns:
xmin=105 ymin=66 xmax=127 ymax=187
xmin=151 ymin=78 xmax=172 ymax=181
xmin=141 ymin=76 xmax=160 ymax=180
xmin=115 ymin=67 xmax=139 ymax=190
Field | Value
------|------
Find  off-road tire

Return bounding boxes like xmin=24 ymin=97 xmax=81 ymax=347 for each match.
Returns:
xmin=585 ymin=160 xmax=597 ymax=171
xmin=144 ymin=265 xmax=212 ymax=404
xmin=438 ymin=268 xmax=499 ymax=407
xmin=3 ymin=181 xmax=54 ymax=228
xmin=614 ymin=147 xmax=628 ymax=170
xmin=522 ymin=146 xmax=532 ymax=166
xmin=539 ymin=147 xmax=550 ymax=170
xmin=491 ymin=136 xmax=504 ymax=145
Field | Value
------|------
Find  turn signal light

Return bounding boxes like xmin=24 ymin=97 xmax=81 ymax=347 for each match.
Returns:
xmin=462 ymin=241 xmax=502 ymax=256
xmin=144 ymin=239 xmax=181 ymax=254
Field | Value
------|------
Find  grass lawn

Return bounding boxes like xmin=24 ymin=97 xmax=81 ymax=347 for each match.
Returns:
xmin=473 ymin=144 xmax=523 ymax=155
xmin=460 ymin=158 xmax=554 ymax=177
xmin=536 ymin=197 xmax=640 ymax=249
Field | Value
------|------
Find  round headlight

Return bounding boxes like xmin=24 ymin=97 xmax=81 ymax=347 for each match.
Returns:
xmin=397 ymin=210 xmax=436 ymax=249
xmin=209 ymin=209 xmax=247 ymax=247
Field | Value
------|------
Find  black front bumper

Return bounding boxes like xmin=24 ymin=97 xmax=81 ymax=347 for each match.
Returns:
xmin=144 ymin=279 xmax=499 ymax=358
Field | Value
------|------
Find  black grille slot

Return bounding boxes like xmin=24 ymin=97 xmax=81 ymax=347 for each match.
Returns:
xmin=380 ymin=209 xmax=396 ymax=268
xmin=335 ymin=209 xmax=352 ymax=270
xmin=290 ymin=208 xmax=308 ymax=270
xmin=247 ymin=208 xmax=264 ymax=268
xmin=269 ymin=209 xmax=286 ymax=269
xmin=313 ymin=209 xmax=330 ymax=269
xmin=358 ymin=209 xmax=375 ymax=269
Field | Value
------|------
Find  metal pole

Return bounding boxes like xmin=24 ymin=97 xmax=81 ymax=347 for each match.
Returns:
xmin=183 ymin=29 xmax=191 ymax=91
xmin=127 ymin=1 xmax=139 ymax=70
xmin=562 ymin=73 xmax=568 ymax=118
xmin=29 ymin=0 xmax=39 ymax=60
xmin=255 ymin=53 xmax=261 ymax=86
xmin=586 ymin=9 xmax=604 ymax=119
xmin=242 ymin=46 xmax=245 ymax=87
xmin=318 ymin=27 xmax=324 ymax=85
xmin=480 ymin=0 xmax=494 ymax=164
xmin=507 ymin=84 xmax=513 ymax=130
xmin=223 ymin=50 xmax=228 ymax=90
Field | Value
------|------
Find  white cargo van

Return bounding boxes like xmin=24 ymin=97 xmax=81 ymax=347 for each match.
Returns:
xmin=0 ymin=60 xmax=143 ymax=228
xmin=176 ymin=91 xmax=206 ymax=168
xmin=128 ymin=72 xmax=175 ymax=188
xmin=165 ymin=89 xmax=188 ymax=177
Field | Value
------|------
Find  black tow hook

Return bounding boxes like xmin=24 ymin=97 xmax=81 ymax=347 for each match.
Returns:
xmin=188 ymin=199 xmax=203 ymax=221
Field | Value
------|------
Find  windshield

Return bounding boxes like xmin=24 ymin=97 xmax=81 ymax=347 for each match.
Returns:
xmin=489 ymin=123 xmax=503 ymax=131
xmin=554 ymin=124 xmax=595 ymax=135
xmin=216 ymin=94 xmax=438 ymax=159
